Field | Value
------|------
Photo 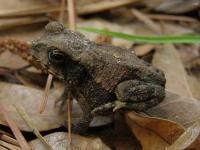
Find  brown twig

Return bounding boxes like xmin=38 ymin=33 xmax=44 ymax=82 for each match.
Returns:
xmin=146 ymin=14 xmax=198 ymax=23
xmin=14 ymin=105 xmax=53 ymax=150
xmin=67 ymin=0 xmax=76 ymax=30
xmin=0 ymin=104 xmax=31 ymax=150
xmin=67 ymin=0 xmax=76 ymax=147
xmin=39 ymin=74 xmax=53 ymax=113
xmin=59 ymin=0 xmax=66 ymax=23
xmin=131 ymin=9 xmax=161 ymax=34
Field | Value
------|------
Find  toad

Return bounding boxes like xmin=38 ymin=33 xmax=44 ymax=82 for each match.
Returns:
xmin=31 ymin=22 xmax=166 ymax=134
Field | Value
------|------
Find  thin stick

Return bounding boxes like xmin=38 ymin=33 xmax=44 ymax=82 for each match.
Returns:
xmin=67 ymin=0 xmax=76 ymax=147
xmin=67 ymin=92 xmax=72 ymax=146
xmin=14 ymin=105 xmax=53 ymax=150
xmin=68 ymin=0 xmax=76 ymax=30
xmin=39 ymin=74 xmax=53 ymax=113
xmin=0 ymin=104 xmax=30 ymax=150
xmin=39 ymin=0 xmax=64 ymax=113
xmin=59 ymin=0 xmax=66 ymax=22
xmin=146 ymin=14 xmax=198 ymax=23
xmin=0 ymin=134 xmax=19 ymax=146
xmin=0 ymin=140 xmax=21 ymax=150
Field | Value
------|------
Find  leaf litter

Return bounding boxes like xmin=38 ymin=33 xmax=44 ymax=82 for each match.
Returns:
xmin=0 ymin=0 xmax=200 ymax=149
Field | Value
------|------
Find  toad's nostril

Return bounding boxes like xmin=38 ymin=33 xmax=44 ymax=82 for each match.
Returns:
xmin=155 ymin=69 xmax=160 ymax=73
xmin=155 ymin=69 xmax=165 ymax=76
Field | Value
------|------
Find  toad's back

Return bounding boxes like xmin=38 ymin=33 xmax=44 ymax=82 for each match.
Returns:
xmin=78 ymin=43 xmax=165 ymax=92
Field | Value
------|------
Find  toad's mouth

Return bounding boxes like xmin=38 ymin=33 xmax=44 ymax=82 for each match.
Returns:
xmin=31 ymin=55 xmax=65 ymax=80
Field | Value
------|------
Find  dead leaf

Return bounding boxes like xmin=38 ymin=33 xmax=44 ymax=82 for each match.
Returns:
xmin=146 ymin=90 xmax=200 ymax=127
xmin=134 ymin=44 xmax=156 ymax=57
xmin=0 ymin=82 xmax=68 ymax=131
xmin=125 ymin=111 xmax=185 ymax=144
xmin=0 ymin=51 xmax=28 ymax=69
xmin=166 ymin=121 xmax=200 ymax=150
xmin=153 ymin=44 xmax=195 ymax=98
xmin=114 ymin=114 xmax=140 ymax=150
xmin=126 ymin=116 xmax=170 ymax=150
xmin=186 ymin=75 xmax=200 ymax=100
xmin=143 ymin=0 xmax=200 ymax=13
xmin=0 ymin=82 xmax=112 ymax=131
xmin=125 ymin=94 xmax=200 ymax=150
xmin=29 ymin=132 xmax=111 ymax=150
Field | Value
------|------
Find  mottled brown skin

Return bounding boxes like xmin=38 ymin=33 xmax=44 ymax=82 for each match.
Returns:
xmin=31 ymin=22 xmax=166 ymax=134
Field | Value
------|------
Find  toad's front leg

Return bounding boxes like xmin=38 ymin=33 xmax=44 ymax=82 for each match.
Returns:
xmin=92 ymin=80 xmax=165 ymax=114
xmin=71 ymin=93 xmax=93 ymax=134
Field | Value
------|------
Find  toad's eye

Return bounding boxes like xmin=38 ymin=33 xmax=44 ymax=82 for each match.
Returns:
xmin=48 ymin=48 xmax=65 ymax=64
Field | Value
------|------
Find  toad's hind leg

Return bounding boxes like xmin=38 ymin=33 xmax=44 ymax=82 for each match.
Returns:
xmin=115 ymin=80 xmax=165 ymax=111
xmin=92 ymin=80 xmax=165 ymax=114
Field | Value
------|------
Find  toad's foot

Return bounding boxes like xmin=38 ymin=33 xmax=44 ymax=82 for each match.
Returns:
xmin=91 ymin=97 xmax=162 ymax=115
xmin=91 ymin=101 xmax=126 ymax=115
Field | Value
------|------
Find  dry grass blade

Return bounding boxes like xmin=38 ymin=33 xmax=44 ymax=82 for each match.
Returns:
xmin=15 ymin=105 xmax=53 ymax=150
xmin=78 ymin=0 xmax=140 ymax=15
xmin=0 ymin=104 xmax=31 ymax=150
xmin=146 ymin=14 xmax=199 ymax=23
xmin=0 ymin=145 xmax=9 ymax=150
xmin=0 ymin=0 xmax=140 ymax=17
xmin=0 ymin=134 xmax=19 ymax=146
xmin=0 ymin=140 xmax=21 ymax=150
xmin=131 ymin=9 xmax=161 ymax=34
xmin=67 ymin=93 xmax=73 ymax=146
xmin=0 ymin=16 xmax=48 ymax=31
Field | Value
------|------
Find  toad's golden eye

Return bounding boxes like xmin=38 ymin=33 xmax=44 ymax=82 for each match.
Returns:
xmin=48 ymin=48 xmax=65 ymax=64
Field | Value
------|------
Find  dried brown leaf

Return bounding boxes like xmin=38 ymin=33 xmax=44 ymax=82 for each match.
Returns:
xmin=30 ymin=132 xmax=111 ymax=150
xmin=146 ymin=91 xmax=200 ymax=127
xmin=0 ymin=82 xmax=111 ymax=131
xmin=166 ymin=121 xmax=200 ymax=150
xmin=134 ymin=44 xmax=155 ymax=57
xmin=126 ymin=91 xmax=200 ymax=149
xmin=143 ymin=0 xmax=200 ymax=13
xmin=0 ymin=51 xmax=28 ymax=69
xmin=125 ymin=111 xmax=185 ymax=144
xmin=0 ymin=82 xmax=68 ymax=131
xmin=153 ymin=44 xmax=195 ymax=98
xmin=126 ymin=117 xmax=170 ymax=150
